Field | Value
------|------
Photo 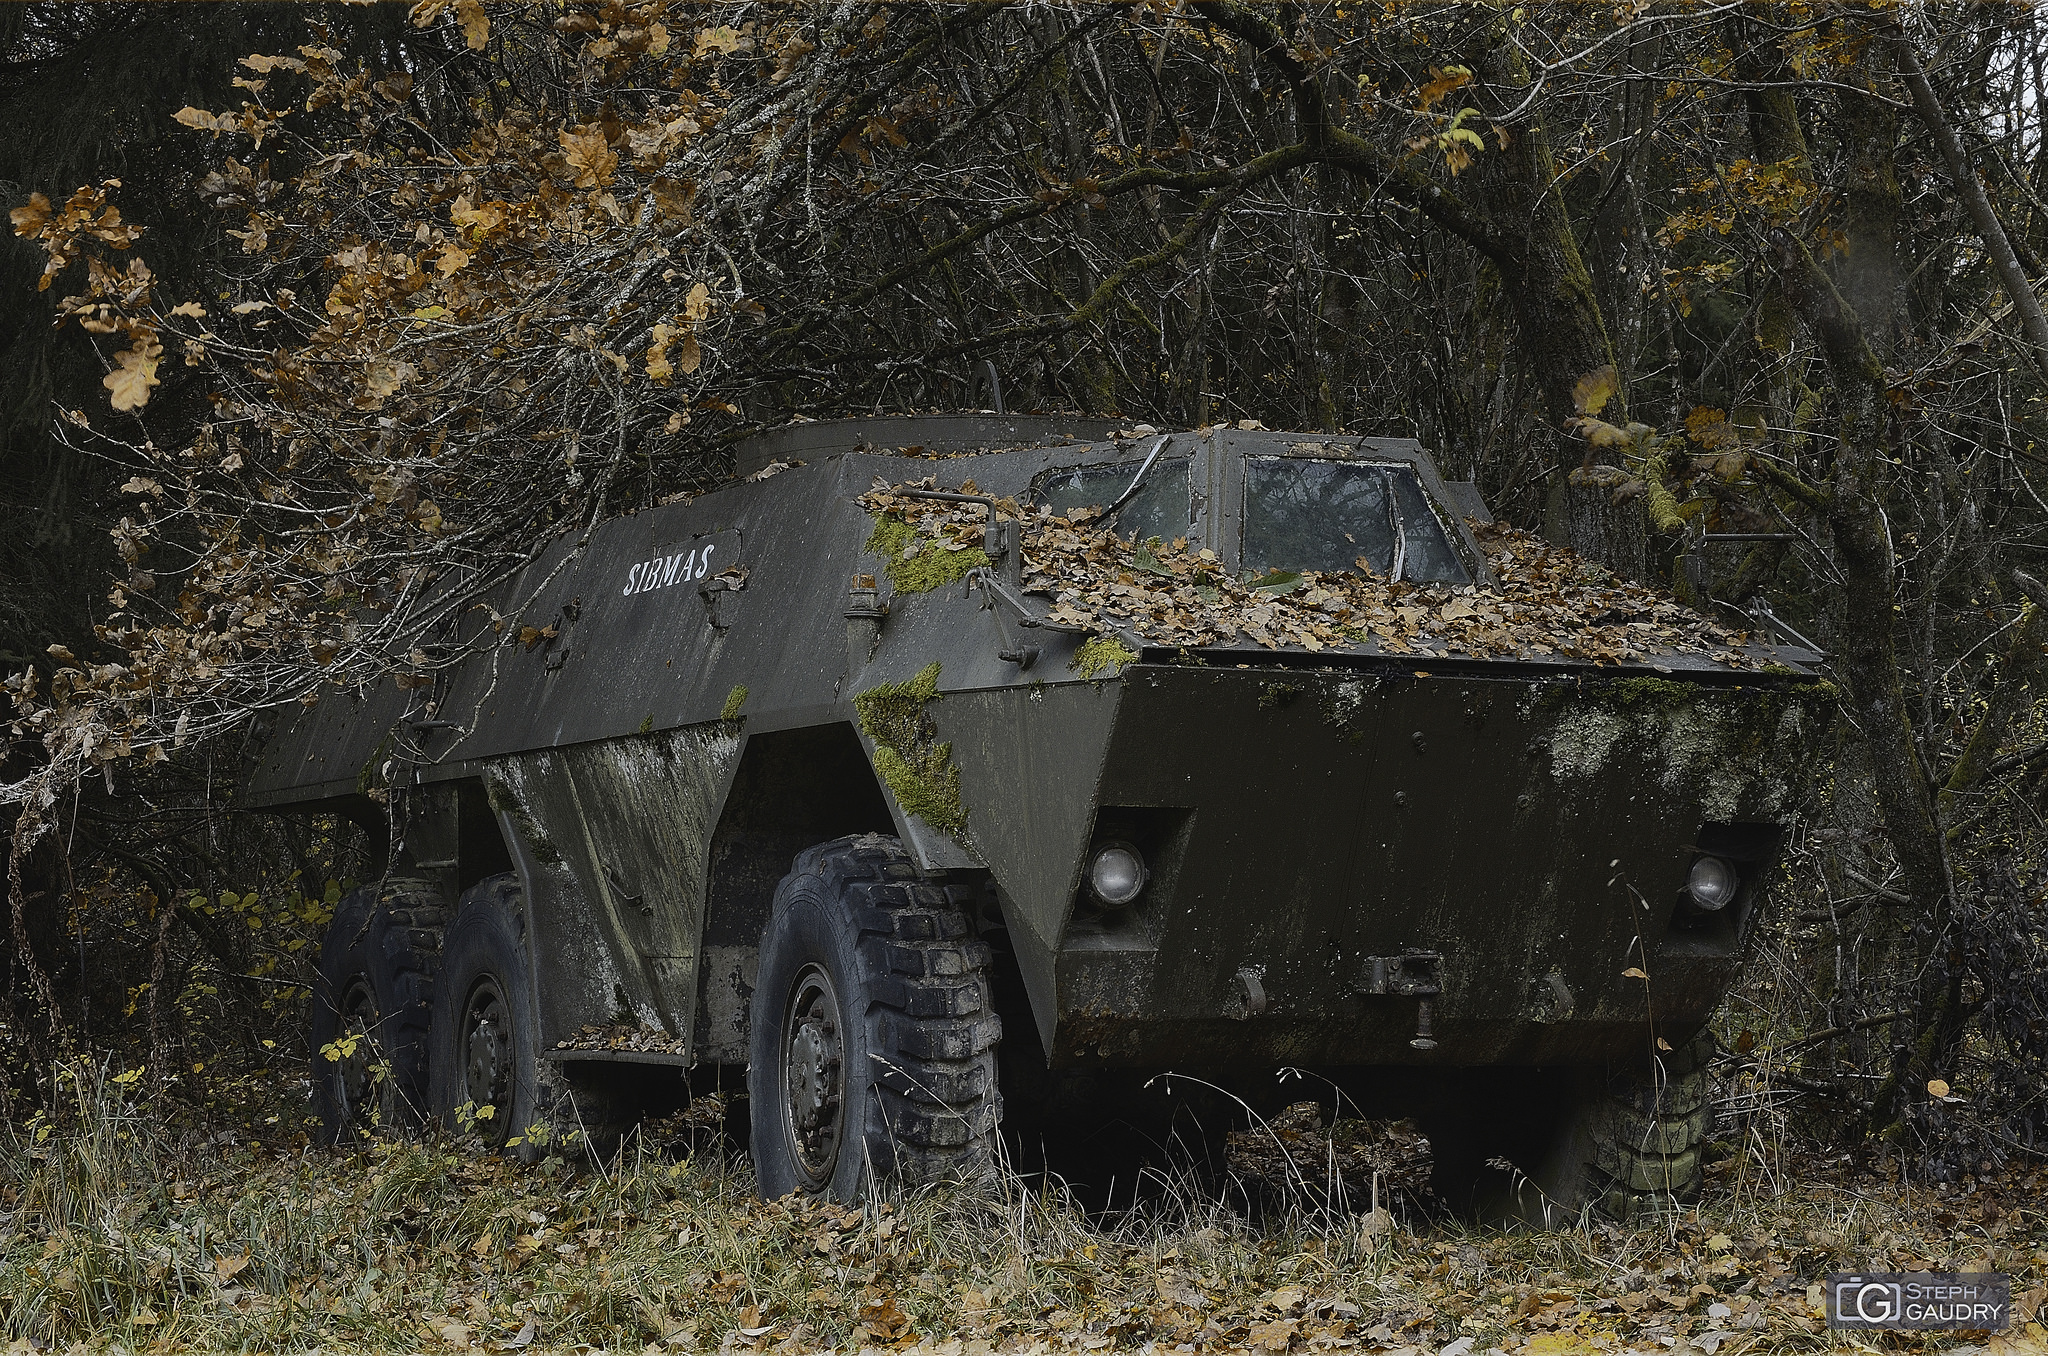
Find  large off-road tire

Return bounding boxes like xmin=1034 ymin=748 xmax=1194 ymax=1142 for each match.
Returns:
xmin=309 ymin=877 xmax=442 ymax=1142
xmin=428 ymin=872 xmax=623 ymax=1161
xmin=429 ymin=872 xmax=554 ymax=1158
xmin=1534 ymin=1031 xmax=1717 ymax=1222
xmin=748 ymin=833 xmax=1002 ymax=1200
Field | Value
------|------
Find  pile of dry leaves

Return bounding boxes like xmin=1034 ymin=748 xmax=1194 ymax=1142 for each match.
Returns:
xmin=1225 ymin=1102 xmax=1437 ymax=1220
xmin=861 ymin=481 xmax=1766 ymax=668
xmin=552 ymin=1022 xmax=687 ymax=1055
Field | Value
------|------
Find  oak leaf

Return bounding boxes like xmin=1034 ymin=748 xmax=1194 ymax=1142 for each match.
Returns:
xmin=103 ymin=341 xmax=162 ymax=411
xmin=645 ymin=323 xmax=676 ymax=382
xmin=436 ymin=242 xmax=469 ymax=276
xmin=559 ymin=125 xmax=617 ymax=189
xmin=449 ymin=195 xmax=507 ymax=238
xmin=454 ymin=0 xmax=488 ymax=50
xmin=695 ymin=25 xmax=744 ymax=57
xmin=9 ymin=192 xmax=51 ymax=236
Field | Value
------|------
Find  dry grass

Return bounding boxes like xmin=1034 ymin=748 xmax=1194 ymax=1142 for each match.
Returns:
xmin=0 ymin=1063 xmax=2044 ymax=1354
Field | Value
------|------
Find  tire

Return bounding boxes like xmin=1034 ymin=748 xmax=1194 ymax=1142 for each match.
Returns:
xmin=308 ymin=878 xmax=442 ymax=1142
xmin=1532 ymin=1031 xmax=1717 ymax=1221
xmin=748 ymin=833 xmax=1002 ymax=1200
xmin=429 ymin=872 xmax=551 ymax=1158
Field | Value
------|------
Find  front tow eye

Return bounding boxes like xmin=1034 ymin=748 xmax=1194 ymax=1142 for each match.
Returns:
xmin=1410 ymin=997 xmax=1438 ymax=1052
xmin=1361 ymin=952 xmax=1443 ymax=1052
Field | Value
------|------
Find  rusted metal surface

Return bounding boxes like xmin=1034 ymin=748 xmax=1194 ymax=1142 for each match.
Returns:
xmin=246 ymin=417 xmax=1828 ymax=1081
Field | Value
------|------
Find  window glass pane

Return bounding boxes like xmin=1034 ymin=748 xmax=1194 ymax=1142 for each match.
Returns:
xmin=1035 ymin=458 xmax=1191 ymax=542
xmin=1241 ymin=458 xmax=1468 ymax=584
xmin=1389 ymin=468 xmax=1470 ymax=584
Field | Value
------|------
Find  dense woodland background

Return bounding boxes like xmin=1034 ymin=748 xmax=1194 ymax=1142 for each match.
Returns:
xmin=1 ymin=1 xmax=2045 ymax=1181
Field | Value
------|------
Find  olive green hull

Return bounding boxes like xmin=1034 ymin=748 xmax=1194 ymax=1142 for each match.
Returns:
xmin=943 ymin=663 xmax=1826 ymax=1070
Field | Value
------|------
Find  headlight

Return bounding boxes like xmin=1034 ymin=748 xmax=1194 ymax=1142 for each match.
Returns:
xmin=1686 ymin=855 xmax=1740 ymax=910
xmin=1087 ymin=842 xmax=1147 ymax=907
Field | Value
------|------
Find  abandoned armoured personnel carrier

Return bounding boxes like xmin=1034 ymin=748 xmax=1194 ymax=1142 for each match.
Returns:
xmin=245 ymin=414 xmax=1828 ymax=1217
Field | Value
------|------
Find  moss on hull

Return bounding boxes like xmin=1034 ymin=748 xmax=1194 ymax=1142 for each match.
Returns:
xmin=719 ymin=685 xmax=749 ymax=722
xmin=864 ymin=514 xmax=991 ymax=595
xmin=853 ymin=662 xmax=967 ymax=836
xmin=1072 ymin=636 xmax=1138 ymax=680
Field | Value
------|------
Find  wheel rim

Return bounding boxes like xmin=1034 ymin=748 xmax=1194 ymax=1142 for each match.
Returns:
xmin=336 ymin=977 xmax=380 ymax=1128
xmin=460 ymin=976 xmax=515 ymax=1146
xmin=780 ymin=964 xmax=845 ymax=1188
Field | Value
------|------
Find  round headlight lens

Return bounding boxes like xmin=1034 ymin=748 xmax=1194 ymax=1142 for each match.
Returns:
xmin=1088 ymin=842 xmax=1147 ymax=907
xmin=1686 ymin=855 xmax=1740 ymax=910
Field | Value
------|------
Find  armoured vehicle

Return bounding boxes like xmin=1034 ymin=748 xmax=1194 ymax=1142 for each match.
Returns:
xmin=246 ymin=414 xmax=1828 ymax=1217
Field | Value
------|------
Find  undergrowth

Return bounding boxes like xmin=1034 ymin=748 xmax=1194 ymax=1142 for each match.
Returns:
xmin=1 ymin=1064 xmax=2043 ymax=1352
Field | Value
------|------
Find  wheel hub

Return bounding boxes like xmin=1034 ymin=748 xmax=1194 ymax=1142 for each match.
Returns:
xmin=782 ymin=965 xmax=845 ymax=1186
xmin=337 ymin=978 xmax=379 ymax=1125
xmin=461 ymin=978 xmax=514 ymax=1142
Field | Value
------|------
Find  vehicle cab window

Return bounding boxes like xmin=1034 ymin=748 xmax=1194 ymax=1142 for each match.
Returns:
xmin=1241 ymin=456 xmax=1470 ymax=584
xmin=1034 ymin=457 xmax=1193 ymax=543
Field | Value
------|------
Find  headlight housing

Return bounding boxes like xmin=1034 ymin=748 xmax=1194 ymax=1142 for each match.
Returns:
xmin=1686 ymin=855 xmax=1740 ymax=910
xmin=1087 ymin=841 xmax=1148 ymax=908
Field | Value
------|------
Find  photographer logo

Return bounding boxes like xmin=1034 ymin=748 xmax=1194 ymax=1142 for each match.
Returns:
xmin=1826 ymin=1274 xmax=2009 ymax=1330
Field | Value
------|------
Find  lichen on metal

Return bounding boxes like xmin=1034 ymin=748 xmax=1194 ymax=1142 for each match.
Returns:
xmin=852 ymin=661 xmax=966 ymax=835
xmin=863 ymin=513 xmax=991 ymax=595
xmin=1071 ymin=636 xmax=1138 ymax=681
xmin=1541 ymin=677 xmax=1833 ymax=820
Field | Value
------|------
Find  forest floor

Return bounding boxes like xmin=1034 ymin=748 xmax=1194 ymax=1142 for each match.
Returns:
xmin=1 ymin=1065 xmax=2045 ymax=1355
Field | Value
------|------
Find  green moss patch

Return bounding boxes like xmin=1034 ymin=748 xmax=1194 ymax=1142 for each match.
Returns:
xmin=864 ymin=514 xmax=990 ymax=595
xmin=1071 ymin=636 xmax=1138 ymax=681
xmin=720 ymin=684 xmax=749 ymax=722
xmin=853 ymin=662 xmax=967 ymax=836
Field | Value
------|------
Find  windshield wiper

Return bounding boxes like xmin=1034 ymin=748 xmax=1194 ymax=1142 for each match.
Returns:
xmin=1099 ymin=434 xmax=1172 ymax=527
xmin=1382 ymin=466 xmax=1408 ymax=582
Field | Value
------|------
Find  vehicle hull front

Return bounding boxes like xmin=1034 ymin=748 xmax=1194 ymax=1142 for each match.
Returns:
xmin=937 ymin=663 xmax=1828 ymax=1071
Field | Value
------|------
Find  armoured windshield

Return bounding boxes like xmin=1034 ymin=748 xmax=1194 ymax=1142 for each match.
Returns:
xmin=1035 ymin=458 xmax=1192 ymax=542
xmin=1242 ymin=457 xmax=1469 ymax=583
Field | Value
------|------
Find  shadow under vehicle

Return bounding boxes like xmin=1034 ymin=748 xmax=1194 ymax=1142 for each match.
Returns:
xmin=246 ymin=414 xmax=1829 ymax=1218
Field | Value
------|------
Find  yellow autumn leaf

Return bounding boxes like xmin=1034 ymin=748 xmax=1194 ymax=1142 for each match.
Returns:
xmin=104 ymin=341 xmax=162 ymax=411
xmin=645 ymin=322 xmax=676 ymax=382
xmin=364 ymin=360 xmax=414 ymax=402
xmin=10 ymin=192 xmax=52 ymax=236
xmin=1574 ymin=417 xmax=1634 ymax=449
xmin=407 ymin=0 xmax=451 ymax=27
xmin=559 ymin=125 xmax=617 ymax=189
xmin=437 ymin=242 xmax=469 ymax=276
xmin=454 ymin=0 xmax=488 ymax=50
xmin=678 ymin=333 xmax=701 ymax=375
xmin=173 ymin=106 xmax=222 ymax=133
xmin=683 ymin=280 xmax=712 ymax=322
xmin=170 ymin=301 xmax=207 ymax=318
xmin=1621 ymin=966 xmax=1648 ymax=980
xmin=449 ymin=195 xmax=507 ymax=238
xmin=1572 ymin=364 xmax=1618 ymax=415
xmin=1927 ymin=1078 xmax=1951 ymax=1098
xmin=695 ymin=25 xmax=743 ymax=57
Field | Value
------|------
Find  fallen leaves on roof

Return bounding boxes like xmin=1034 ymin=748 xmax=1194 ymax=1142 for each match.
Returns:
xmin=861 ymin=479 xmax=1764 ymax=668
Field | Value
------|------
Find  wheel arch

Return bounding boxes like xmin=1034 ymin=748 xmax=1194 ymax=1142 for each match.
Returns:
xmin=694 ymin=722 xmax=898 ymax=1061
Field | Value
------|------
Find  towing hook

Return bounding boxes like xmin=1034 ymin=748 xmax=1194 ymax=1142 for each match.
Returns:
xmin=1361 ymin=952 xmax=1443 ymax=1052
xmin=1410 ymin=997 xmax=1438 ymax=1051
